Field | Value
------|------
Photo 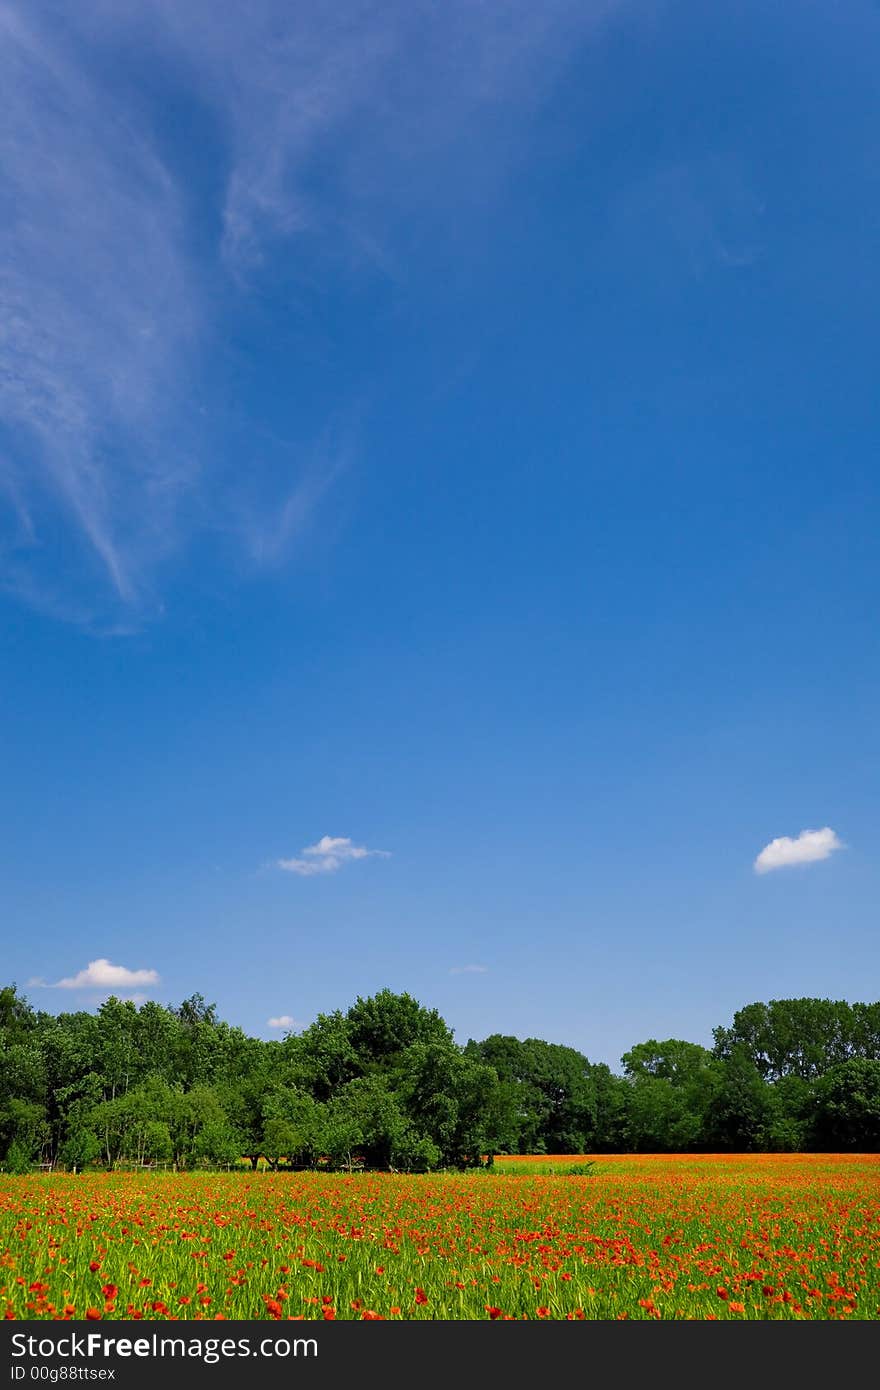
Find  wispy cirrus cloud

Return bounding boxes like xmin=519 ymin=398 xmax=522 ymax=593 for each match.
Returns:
xmin=449 ymin=964 xmax=489 ymax=975
xmin=277 ymin=834 xmax=391 ymax=877
xmin=0 ymin=0 xmax=617 ymax=625
xmin=607 ymin=154 xmax=765 ymax=283
xmin=754 ymin=827 xmax=844 ymax=875
xmin=0 ymin=3 xmax=196 ymax=614
xmin=28 ymin=958 xmax=160 ymax=990
xmin=142 ymin=0 xmax=615 ymax=272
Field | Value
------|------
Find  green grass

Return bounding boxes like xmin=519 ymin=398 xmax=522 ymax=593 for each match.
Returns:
xmin=2 ymin=1157 xmax=878 ymax=1320
xmin=490 ymin=1159 xmax=597 ymax=1175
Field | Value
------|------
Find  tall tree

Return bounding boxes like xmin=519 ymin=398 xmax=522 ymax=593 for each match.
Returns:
xmin=813 ymin=1059 xmax=880 ymax=1149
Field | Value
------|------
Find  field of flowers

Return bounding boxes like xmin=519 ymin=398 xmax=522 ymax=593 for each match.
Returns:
xmin=2 ymin=1155 xmax=878 ymax=1320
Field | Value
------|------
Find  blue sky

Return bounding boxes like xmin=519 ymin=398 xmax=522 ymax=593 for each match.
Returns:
xmin=1 ymin=0 xmax=878 ymax=1068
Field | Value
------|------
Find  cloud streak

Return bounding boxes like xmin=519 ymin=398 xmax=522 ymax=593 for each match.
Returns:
xmin=267 ymin=1014 xmax=300 ymax=1030
xmin=0 ymin=4 xmax=197 ymax=613
xmin=0 ymin=0 xmax=615 ymax=624
xmin=754 ymin=827 xmax=844 ymax=875
xmin=277 ymin=835 xmax=390 ymax=877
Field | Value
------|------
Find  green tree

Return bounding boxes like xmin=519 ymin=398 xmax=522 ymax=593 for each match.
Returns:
xmin=0 ymin=985 xmax=39 ymax=1043
xmin=705 ymin=1047 xmax=770 ymax=1151
xmin=0 ymin=1043 xmax=47 ymax=1162
xmin=400 ymin=1042 xmax=503 ymax=1165
xmin=2 ymin=1100 xmax=48 ymax=1167
xmin=345 ymin=990 xmax=453 ymax=1067
xmin=59 ymin=1124 xmax=101 ymax=1172
xmin=713 ymin=999 xmax=856 ymax=1081
xmin=291 ymin=1012 xmax=362 ymax=1102
xmin=762 ymin=1076 xmax=813 ymax=1151
xmin=622 ymin=1040 xmax=721 ymax=1151
xmin=4 ymin=980 xmax=880 ymax=1166
xmin=94 ymin=997 xmax=142 ymax=1100
xmin=467 ymin=1035 xmax=598 ymax=1153
xmin=326 ymin=1076 xmax=410 ymax=1170
xmin=261 ymin=1089 xmax=326 ymax=1169
xmin=813 ymin=1059 xmax=880 ymax=1149
xmin=591 ymin=1064 xmax=630 ymax=1152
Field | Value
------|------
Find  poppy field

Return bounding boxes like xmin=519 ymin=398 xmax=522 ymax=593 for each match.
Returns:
xmin=2 ymin=1155 xmax=878 ymax=1321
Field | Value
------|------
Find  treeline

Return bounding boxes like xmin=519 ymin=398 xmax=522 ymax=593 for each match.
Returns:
xmin=1 ymin=986 xmax=879 ymax=1172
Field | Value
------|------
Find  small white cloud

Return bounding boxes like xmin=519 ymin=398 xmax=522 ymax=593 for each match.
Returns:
xmin=754 ymin=827 xmax=844 ymax=875
xmin=277 ymin=835 xmax=391 ymax=877
xmin=267 ymin=1015 xmax=299 ymax=1030
xmin=43 ymin=958 xmax=160 ymax=990
xmin=449 ymin=964 xmax=489 ymax=975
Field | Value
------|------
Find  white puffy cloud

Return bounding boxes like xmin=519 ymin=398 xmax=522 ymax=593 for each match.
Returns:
xmin=754 ymin=827 xmax=844 ymax=875
xmin=48 ymin=958 xmax=160 ymax=990
xmin=277 ymin=835 xmax=390 ymax=876
xmin=267 ymin=1015 xmax=299 ymax=1029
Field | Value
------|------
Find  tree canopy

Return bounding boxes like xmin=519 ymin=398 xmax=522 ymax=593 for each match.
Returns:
xmin=1 ymin=987 xmax=878 ymax=1172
